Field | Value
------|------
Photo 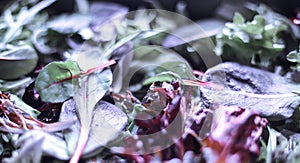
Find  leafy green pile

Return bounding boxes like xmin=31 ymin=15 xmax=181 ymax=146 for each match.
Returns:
xmin=0 ymin=0 xmax=300 ymax=163
xmin=215 ymin=4 xmax=296 ymax=68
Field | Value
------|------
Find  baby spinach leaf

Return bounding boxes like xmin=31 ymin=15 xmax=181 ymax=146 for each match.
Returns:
xmin=35 ymin=61 xmax=81 ymax=103
xmin=0 ymin=45 xmax=38 ymax=80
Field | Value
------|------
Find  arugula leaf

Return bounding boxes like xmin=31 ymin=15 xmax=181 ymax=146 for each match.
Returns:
xmin=35 ymin=61 xmax=81 ymax=103
xmin=1 ymin=0 xmax=56 ymax=45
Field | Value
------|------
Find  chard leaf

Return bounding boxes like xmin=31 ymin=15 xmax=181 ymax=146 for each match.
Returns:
xmin=71 ymin=69 xmax=112 ymax=162
xmin=35 ymin=61 xmax=81 ymax=103
xmin=0 ymin=45 xmax=38 ymax=80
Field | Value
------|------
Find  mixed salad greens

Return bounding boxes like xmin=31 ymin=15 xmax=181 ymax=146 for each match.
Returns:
xmin=0 ymin=0 xmax=300 ymax=162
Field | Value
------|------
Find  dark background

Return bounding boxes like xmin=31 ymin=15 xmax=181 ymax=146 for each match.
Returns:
xmin=0 ymin=0 xmax=300 ymax=20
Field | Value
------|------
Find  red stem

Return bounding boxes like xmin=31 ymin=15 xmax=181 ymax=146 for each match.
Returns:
xmin=69 ymin=126 xmax=89 ymax=163
xmin=84 ymin=59 xmax=116 ymax=75
xmin=49 ymin=59 xmax=116 ymax=87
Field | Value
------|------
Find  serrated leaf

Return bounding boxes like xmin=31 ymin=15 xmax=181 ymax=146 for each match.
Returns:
xmin=233 ymin=12 xmax=245 ymax=25
xmin=35 ymin=61 xmax=81 ymax=103
xmin=241 ymin=15 xmax=265 ymax=35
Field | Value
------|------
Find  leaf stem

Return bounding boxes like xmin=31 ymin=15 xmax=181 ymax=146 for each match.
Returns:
xmin=84 ymin=59 xmax=116 ymax=75
xmin=69 ymin=126 xmax=89 ymax=163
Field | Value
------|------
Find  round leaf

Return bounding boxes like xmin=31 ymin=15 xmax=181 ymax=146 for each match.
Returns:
xmin=35 ymin=61 xmax=81 ymax=103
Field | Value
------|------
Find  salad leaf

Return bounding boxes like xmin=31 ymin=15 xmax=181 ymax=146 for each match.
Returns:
xmin=35 ymin=61 xmax=81 ymax=103
xmin=0 ymin=92 xmax=75 ymax=134
xmin=70 ymin=69 xmax=113 ymax=162
xmin=203 ymin=105 xmax=267 ymax=163
xmin=215 ymin=5 xmax=293 ymax=68
xmin=142 ymin=71 xmax=182 ymax=86
xmin=287 ymin=46 xmax=300 ymax=71
xmin=0 ymin=45 xmax=38 ymax=80
xmin=113 ymin=45 xmax=195 ymax=93
xmin=201 ymin=62 xmax=300 ymax=120
xmin=47 ymin=14 xmax=92 ymax=34
xmin=59 ymin=99 xmax=128 ymax=158
xmin=4 ymin=130 xmax=69 ymax=162
xmin=0 ymin=77 xmax=32 ymax=97
xmin=1 ymin=0 xmax=56 ymax=45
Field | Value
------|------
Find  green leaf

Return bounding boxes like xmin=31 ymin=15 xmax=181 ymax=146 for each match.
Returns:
xmin=287 ymin=49 xmax=300 ymax=63
xmin=60 ymin=99 xmax=128 ymax=158
xmin=0 ymin=45 xmax=38 ymax=80
xmin=103 ymin=32 xmax=141 ymax=58
xmin=10 ymin=94 xmax=40 ymax=118
xmin=35 ymin=61 xmax=81 ymax=103
xmin=113 ymin=45 xmax=195 ymax=93
xmin=47 ymin=13 xmax=92 ymax=34
xmin=143 ymin=71 xmax=181 ymax=86
xmin=241 ymin=15 xmax=265 ymax=35
xmin=233 ymin=12 xmax=245 ymax=25
xmin=4 ymin=130 xmax=69 ymax=162
xmin=1 ymin=0 xmax=56 ymax=44
xmin=0 ymin=77 xmax=33 ymax=97
xmin=71 ymin=69 xmax=113 ymax=162
xmin=75 ymin=48 xmax=107 ymax=72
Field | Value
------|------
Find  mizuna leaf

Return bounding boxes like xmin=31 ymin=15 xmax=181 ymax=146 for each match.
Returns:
xmin=35 ymin=61 xmax=81 ymax=103
xmin=70 ymin=69 xmax=113 ymax=163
